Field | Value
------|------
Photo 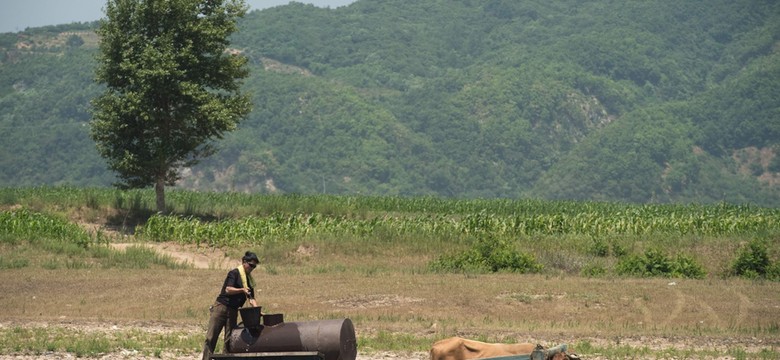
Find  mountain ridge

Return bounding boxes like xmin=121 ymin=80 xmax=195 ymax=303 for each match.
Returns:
xmin=1 ymin=0 xmax=778 ymax=205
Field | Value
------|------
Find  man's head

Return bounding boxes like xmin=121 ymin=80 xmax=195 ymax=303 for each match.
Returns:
xmin=242 ymin=251 xmax=259 ymax=271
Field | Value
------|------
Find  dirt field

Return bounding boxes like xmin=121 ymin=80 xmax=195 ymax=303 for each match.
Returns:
xmin=0 ymin=318 xmax=774 ymax=360
xmin=1 ymin=242 xmax=779 ymax=360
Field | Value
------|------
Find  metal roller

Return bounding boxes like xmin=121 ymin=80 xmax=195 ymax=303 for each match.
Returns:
xmin=226 ymin=318 xmax=357 ymax=360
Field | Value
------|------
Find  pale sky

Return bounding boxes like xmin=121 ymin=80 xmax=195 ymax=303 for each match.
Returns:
xmin=0 ymin=0 xmax=357 ymax=33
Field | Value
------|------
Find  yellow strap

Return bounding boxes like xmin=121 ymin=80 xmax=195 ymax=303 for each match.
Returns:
xmin=236 ymin=265 xmax=254 ymax=292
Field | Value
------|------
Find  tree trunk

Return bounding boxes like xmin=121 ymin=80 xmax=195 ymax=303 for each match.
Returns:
xmin=155 ymin=177 xmax=166 ymax=213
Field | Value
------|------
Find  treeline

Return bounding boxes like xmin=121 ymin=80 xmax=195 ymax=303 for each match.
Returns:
xmin=0 ymin=0 xmax=779 ymax=205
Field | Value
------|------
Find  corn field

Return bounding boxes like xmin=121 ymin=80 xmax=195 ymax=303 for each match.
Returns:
xmin=0 ymin=208 xmax=91 ymax=246
xmin=2 ymin=186 xmax=779 ymax=276
xmin=3 ymin=187 xmax=779 ymax=248
xmin=131 ymin=205 xmax=779 ymax=247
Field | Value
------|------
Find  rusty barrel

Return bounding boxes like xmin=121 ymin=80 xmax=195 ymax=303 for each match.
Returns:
xmin=227 ymin=318 xmax=356 ymax=360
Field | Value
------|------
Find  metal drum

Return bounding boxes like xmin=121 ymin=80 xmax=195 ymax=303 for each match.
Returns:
xmin=227 ymin=318 xmax=357 ymax=360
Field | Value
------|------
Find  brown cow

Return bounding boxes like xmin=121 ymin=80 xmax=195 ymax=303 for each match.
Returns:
xmin=430 ymin=337 xmax=574 ymax=360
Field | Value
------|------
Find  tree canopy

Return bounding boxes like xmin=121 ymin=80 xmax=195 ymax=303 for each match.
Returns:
xmin=90 ymin=0 xmax=251 ymax=211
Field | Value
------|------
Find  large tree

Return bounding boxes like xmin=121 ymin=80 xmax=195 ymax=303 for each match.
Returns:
xmin=90 ymin=0 xmax=251 ymax=212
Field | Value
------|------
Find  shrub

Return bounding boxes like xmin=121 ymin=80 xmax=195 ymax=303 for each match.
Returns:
xmin=588 ymin=238 xmax=627 ymax=258
xmin=615 ymin=253 xmax=650 ymax=276
xmin=611 ymin=242 xmax=628 ymax=257
xmin=670 ymin=254 xmax=706 ymax=279
xmin=429 ymin=236 xmax=543 ymax=273
xmin=731 ymin=239 xmax=771 ymax=279
xmin=616 ymin=249 xmax=706 ymax=279
xmin=588 ymin=238 xmax=609 ymax=257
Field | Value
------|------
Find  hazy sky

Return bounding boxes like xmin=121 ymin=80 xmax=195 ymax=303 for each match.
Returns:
xmin=0 ymin=0 xmax=357 ymax=33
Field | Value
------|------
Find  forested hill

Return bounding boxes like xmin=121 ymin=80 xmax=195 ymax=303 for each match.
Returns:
xmin=1 ymin=0 xmax=779 ymax=206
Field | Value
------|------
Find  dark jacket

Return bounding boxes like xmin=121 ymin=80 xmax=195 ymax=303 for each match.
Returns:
xmin=216 ymin=268 xmax=255 ymax=309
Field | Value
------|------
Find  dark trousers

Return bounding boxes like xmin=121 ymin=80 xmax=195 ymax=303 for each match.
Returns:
xmin=202 ymin=302 xmax=238 ymax=360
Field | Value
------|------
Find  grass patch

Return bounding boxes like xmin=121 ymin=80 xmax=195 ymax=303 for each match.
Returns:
xmin=359 ymin=331 xmax=434 ymax=352
xmin=572 ymin=339 xmax=780 ymax=359
xmin=0 ymin=326 xmax=201 ymax=357
xmin=105 ymin=245 xmax=191 ymax=269
xmin=3 ymin=324 xmax=776 ymax=359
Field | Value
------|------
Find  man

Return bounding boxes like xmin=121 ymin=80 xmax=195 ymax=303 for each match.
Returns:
xmin=202 ymin=251 xmax=259 ymax=360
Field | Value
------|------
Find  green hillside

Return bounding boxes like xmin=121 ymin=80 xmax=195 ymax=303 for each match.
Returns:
xmin=1 ymin=0 xmax=779 ymax=205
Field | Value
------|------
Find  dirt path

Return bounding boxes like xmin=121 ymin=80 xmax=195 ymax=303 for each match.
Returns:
xmin=109 ymin=242 xmax=234 ymax=270
xmin=79 ymin=217 xmax=233 ymax=271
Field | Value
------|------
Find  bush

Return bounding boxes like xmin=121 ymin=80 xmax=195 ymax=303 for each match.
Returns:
xmin=670 ymin=254 xmax=707 ymax=279
xmin=611 ymin=242 xmax=628 ymax=257
xmin=588 ymin=238 xmax=609 ymax=257
xmin=588 ymin=238 xmax=627 ymax=258
xmin=429 ymin=236 xmax=543 ymax=273
xmin=615 ymin=253 xmax=650 ymax=276
xmin=615 ymin=249 xmax=706 ymax=279
xmin=731 ymin=239 xmax=772 ymax=279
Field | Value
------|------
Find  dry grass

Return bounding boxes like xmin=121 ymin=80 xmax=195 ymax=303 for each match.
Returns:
xmin=1 ymin=262 xmax=778 ymax=350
